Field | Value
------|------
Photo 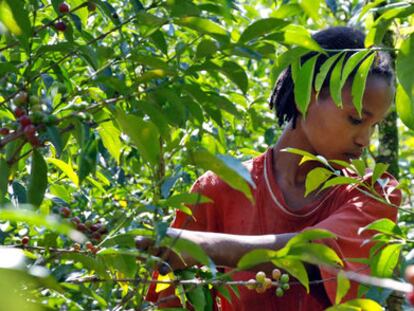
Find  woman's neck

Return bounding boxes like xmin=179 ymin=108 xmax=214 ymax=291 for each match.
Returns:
xmin=272 ymin=121 xmax=322 ymax=188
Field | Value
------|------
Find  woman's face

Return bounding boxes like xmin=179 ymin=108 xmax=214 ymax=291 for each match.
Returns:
xmin=299 ymin=77 xmax=393 ymax=162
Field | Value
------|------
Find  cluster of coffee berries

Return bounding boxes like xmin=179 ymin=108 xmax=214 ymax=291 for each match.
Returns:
xmin=14 ymin=106 xmax=41 ymax=147
xmin=245 ymin=269 xmax=290 ymax=297
xmin=69 ymin=214 xmax=108 ymax=242
xmin=55 ymin=1 xmax=96 ymax=32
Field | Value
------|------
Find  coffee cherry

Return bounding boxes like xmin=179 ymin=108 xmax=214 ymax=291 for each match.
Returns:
xmin=59 ymin=2 xmax=70 ymax=13
xmin=255 ymin=284 xmax=266 ymax=294
xmin=112 ymin=12 xmax=119 ymax=19
xmin=85 ymin=241 xmax=94 ymax=251
xmin=15 ymin=92 xmax=28 ymax=105
xmin=71 ymin=216 xmax=81 ymax=225
xmin=21 ymin=236 xmax=30 ymax=245
xmin=55 ymin=21 xmax=67 ymax=32
xmin=87 ymin=1 xmax=96 ymax=11
xmin=263 ymin=278 xmax=272 ymax=289
xmin=255 ymin=271 xmax=266 ymax=283
xmin=14 ymin=107 xmax=25 ymax=118
xmin=60 ymin=206 xmax=71 ymax=218
xmin=275 ymin=287 xmax=284 ymax=297
xmin=405 ymin=266 xmax=414 ymax=285
xmin=76 ymin=223 xmax=87 ymax=232
xmin=272 ymin=268 xmax=281 ymax=281
xmin=45 ymin=115 xmax=58 ymax=125
xmin=280 ymin=274 xmax=289 ymax=283
xmin=246 ymin=279 xmax=257 ymax=290
xmin=407 ymin=291 xmax=414 ymax=305
xmin=23 ymin=125 xmax=36 ymax=138
xmin=90 ymin=223 xmax=101 ymax=232
xmin=19 ymin=115 xmax=31 ymax=127
xmin=98 ymin=226 xmax=108 ymax=234
xmin=91 ymin=231 xmax=101 ymax=241
xmin=85 ymin=220 xmax=92 ymax=228
xmin=0 ymin=128 xmax=10 ymax=135
xmin=73 ymin=243 xmax=81 ymax=251
xmin=282 ymin=283 xmax=290 ymax=290
xmin=27 ymin=135 xmax=41 ymax=147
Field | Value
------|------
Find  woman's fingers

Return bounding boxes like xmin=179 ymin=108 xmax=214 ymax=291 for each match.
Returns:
xmin=135 ymin=236 xmax=154 ymax=251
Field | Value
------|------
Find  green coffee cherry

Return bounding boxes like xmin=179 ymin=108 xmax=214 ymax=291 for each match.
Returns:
xmin=280 ymin=274 xmax=289 ymax=283
xmin=282 ymin=283 xmax=290 ymax=290
xmin=275 ymin=287 xmax=284 ymax=297
xmin=255 ymin=271 xmax=266 ymax=283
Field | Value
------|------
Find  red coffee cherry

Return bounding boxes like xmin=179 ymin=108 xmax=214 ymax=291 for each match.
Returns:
xmin=58 ymin=2 xmax=70 ymax=13
xmin=59 ymin=206 xmax=71 ymax=218
xmin=14 ymin=107 xmax=25 ymax=118
xmin=407 ymin=291 xmax=414 ymax=305
xmin=71 ymin=216 xmax=81 ymax=225
xmin=55 ymin=21 xmax=67 ymax=32
xmin=0 ymin=128 xmax=10 ymax=135
xmin=76 ymin=223 xmax=87 ymax=232
xmin=23 ymin=124 xmax=36 ymax=138
xmin=19 ymin=115 xmax=31 ymax=127
xmin=91 ymin=232 xmax=101 ymax=241
xmin=21 ymin=236 xmax=30 ymax=245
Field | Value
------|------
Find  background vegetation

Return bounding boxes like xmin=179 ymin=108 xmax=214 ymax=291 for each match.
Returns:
xmin=1 ymin=0 xmax=414 ymax=309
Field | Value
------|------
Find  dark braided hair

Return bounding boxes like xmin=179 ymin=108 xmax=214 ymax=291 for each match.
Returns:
xmin=269 ymin=26 xmax=394 ymax=128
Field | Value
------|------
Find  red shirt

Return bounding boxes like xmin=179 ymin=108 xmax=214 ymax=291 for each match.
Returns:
xmin=147 ymin=148 xmax=400 ymax=310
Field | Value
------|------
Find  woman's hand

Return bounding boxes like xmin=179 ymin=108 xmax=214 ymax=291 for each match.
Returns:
xmin=135 ymin=235 xmax=196 ymax=275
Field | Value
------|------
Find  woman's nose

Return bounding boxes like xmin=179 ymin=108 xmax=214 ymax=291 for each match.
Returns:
xmin=354 ymin=128 xmax=372 ymax=148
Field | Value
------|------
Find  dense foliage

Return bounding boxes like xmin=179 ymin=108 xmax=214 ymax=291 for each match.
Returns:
xmin=1 ymin=0 xmax=414 ymax=310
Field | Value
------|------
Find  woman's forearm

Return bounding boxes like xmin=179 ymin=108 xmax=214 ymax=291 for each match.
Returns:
xmin=167 ymin=228 xmax=297 ymax=268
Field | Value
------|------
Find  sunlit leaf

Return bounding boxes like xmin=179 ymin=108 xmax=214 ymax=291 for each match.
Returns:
xmin=27 ymin=150 xmax=48 ymax=207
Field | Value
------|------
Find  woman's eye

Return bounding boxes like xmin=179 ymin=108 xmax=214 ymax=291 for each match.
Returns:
xmin=348 ymin=116 xmax=363 ymax=125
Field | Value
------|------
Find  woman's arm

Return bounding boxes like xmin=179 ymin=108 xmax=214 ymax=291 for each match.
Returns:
xmin=163 ymin=228 xmax=297 ymax=271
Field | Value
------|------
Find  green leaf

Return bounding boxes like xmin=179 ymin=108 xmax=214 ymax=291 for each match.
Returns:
xmin=326 ymin=298 xmax=382 ymax=311
xmin=97 ymin=121 xmax=122 ymax=164
xmin=358 ymin=218 xmax=403 ymax=238
xmin=176 ymin=17 xmax=228 ymax=38
xmin=196 ymin=39 xmax=218 ymax=59
xmin=164 ymin=237 xmax=212 ymax=267
xmin=288 ymin=243 xmax=343 ymax=267
xmin=267 ymin=24 xmax=323 ymax=52
xmin=314 ymin=53 xmax=342 ymax=95
xmin=0 ymin=0 xmax=31 ymax=37
xmin=238 ymin=18 xmax=288 ymax=43
xmin=27 ymin=150 xmax=48 ymax=207
xmin=61 ymin=253 xmax=109 ymax=278
xmin=396 ymin=32 xmax=414 ymax=130
xmin=284 ymin=229 xmax=337 ymax=250
xmin=272 ymin=257 xmax=309 ymax=293
xmin=321 ymin=176 xmax=359 ymax=190
xmin=0 ymin=158 xmax=10 ymax=203
xmin=219 ymin=61 xmax=249 ymax=94
xmin=370 ymin=243 xmax=402 ymax=277
xmin=238 ymin=249 xmax=277 ymax=269
xmin=329 ymin=53 xmax=346 ymax=107
xmin=335 ymin=270 xmax=350 ymax=305
xmin=0 ymin=207 xmax=85 ymax=242
xmin=351 ymin=159 xmax=366 ymax=177
xmin=305 ymin=167 xmax=333 ymax=197
xmin=371 ymin=163 xmax=389 ymax=185
xmin=47 ymin=158 xmax=79 ymax=187
xmin=46 ymin=126 xmax=63 ymax=157
xmin=115 ymin=109 xmax=160 ymax=166
xmin=341 ymin=50 xmax=372 ymax=86
xmin=77 ymin=138 xmax=98 ymax=184
xmin=294 ymin=54 xmax=318 ymax=116
xmin=188 ymin=149 xmax=254 ymax=201
xmin=351 ymin=52 xmax=376 ymax=116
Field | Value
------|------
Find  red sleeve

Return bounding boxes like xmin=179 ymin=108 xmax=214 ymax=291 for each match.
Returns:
xmin=146 ymin=172 xmax=222 ymax=308
xmin=309 ymin=174 xmax=401 ymax=304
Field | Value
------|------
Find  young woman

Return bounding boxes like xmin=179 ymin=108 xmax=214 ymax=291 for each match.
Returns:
xmin=143 ymin=27 xmax=401 ymax=310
